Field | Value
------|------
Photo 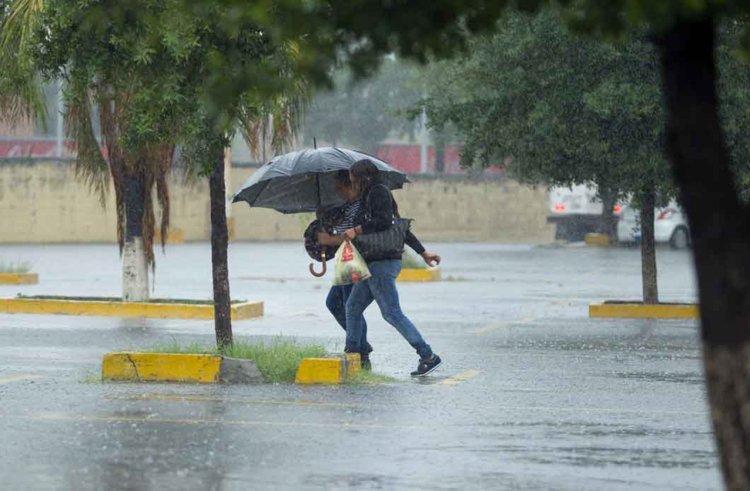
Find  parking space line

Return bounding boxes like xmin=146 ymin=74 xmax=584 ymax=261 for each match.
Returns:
xmin=34 ymin=413 xmax=418 ymax=429
xmin=475 ymin=316 xmax=537 ymax=335
xmin=0 ymin=375 xmax=44 ymax=385
xmin=439 ymin=369 xmax=480 ymax=386
xmin=106 ymin=394 xmax=362 ymax=408
xmin=474 ymin=322 xmax=509 ymax=334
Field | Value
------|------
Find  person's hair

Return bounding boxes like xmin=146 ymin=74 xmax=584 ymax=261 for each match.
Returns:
xmin=350 ymin=159 xmax=381 ymax=193
xmin=333 ymin=169 xmax=351 ymax=186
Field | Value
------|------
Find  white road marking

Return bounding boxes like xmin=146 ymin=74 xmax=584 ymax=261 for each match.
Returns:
xmin=0 ymin=374 xmax=44 ymax=385
xmin=475 ymin=316 xmax=536 ymax=335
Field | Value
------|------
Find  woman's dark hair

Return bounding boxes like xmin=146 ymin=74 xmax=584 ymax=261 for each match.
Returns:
xmin=333 ymin=169 xmax=351 ymax=186
xmin=350 ymin=159 xmax=381 ymax=192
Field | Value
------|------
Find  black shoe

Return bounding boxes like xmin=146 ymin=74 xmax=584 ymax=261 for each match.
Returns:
xmin=411 ymin=355 xmax=442 ymax=377
xmin=361 ymin=358 xmax=372 ymax=371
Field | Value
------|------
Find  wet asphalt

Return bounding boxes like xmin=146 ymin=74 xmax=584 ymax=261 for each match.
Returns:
xmin=0 ymin=242 xmax=717 ymax=490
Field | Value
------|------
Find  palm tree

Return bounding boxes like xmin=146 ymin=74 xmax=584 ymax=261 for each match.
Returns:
xmin=0 ymin=0 xmax=172 ymax=302
xmin=2 ymin=0 xmax=307 ymax=349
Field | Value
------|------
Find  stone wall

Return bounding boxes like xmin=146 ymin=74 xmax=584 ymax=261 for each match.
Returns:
xmin=0 ymin=161 xmax=554 ymax=243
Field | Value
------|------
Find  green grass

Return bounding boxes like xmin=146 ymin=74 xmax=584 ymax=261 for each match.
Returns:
xmin=80 ymin=371 xmax=102 ymax=384
xmin=443 ymin=275 xmax=467 ymax=282
xmin=346 ymin=370 xmax=397 ymax=385
xmin=147 ymin=338 xmax=327 ymax=383
xmin=0 ymin=261 xmax=32 ymax=274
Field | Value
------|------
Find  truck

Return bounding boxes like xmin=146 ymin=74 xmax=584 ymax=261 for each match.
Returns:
xmin=547 ymin=184 xmax=623 ymax=241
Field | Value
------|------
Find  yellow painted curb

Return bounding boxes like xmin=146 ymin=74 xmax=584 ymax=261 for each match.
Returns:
xmin=295 ymin=353 xmax=361 ymax=385
xmin=102 ymin=352 xmax=222 ymax=383
xmin=0 ymin=273 xmax=38 ymax=285
xmin=589 ymin=303 xmax=698 ymax=319
xmin=0 ymin=298 xmax=264 ymax=320
xmin=585 ymin=233 xmax=610 ymax=247
xmin=397 ymin=268 xmax=441 ymax=282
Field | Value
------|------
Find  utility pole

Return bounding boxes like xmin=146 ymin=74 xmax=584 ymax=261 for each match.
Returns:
xmin=55 ymin=80 xmax=64 ymax=158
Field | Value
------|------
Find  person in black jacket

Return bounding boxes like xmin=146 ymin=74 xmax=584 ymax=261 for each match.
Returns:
xmin=342 ymin=159 xmax=443 ymax=376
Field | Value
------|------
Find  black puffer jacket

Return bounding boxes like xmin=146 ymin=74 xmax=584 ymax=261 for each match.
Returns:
xmin=354 ymin=183 xmax=425 ymax=261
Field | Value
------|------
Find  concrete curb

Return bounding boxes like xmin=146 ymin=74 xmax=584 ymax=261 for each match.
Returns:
xmin=295 ymin=353 xmax=361 ymax=384
xmin=0 ymin=273 xmax=39 ymax=285
xmin=397 ymin=267 xmax=441 ymax=282
xmin=0 ymin=297 xmax=263 ymax=320
xmin=589 ymin=302 xmax=698 ymax=319
xmin=101 ymin=352 xmax=264 ymax=384
xmin=584 ymin=233 xmax=610 ymax=247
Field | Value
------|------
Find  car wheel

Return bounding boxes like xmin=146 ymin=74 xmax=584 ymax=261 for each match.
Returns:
xmin=670 ymin=227 xmax=690 ymax=250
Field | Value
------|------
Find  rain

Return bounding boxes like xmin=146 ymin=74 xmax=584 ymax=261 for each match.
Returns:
xmin=0 ymin=2 xmax=745 ymax=490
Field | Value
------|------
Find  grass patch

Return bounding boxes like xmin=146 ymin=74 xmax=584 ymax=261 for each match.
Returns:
xmin=0 ymin=261 xmax=32 ymax=274
xmin=443 ymin=275 xmax=467 ymax=282
xmin=80 ymin=371 xmax=102 ymax=384
xmin=147 ymin=338 xmax=327 ymax=383
xmin=346 ymin=370 xmax=397 ymax=385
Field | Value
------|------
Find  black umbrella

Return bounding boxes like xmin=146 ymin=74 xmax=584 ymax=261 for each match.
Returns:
xmin=231 ymin=147 xmax=409 ymax=213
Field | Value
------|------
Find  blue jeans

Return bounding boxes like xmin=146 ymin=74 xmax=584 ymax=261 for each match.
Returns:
xmin=326 ymin=284 xmax=372 ymax=354
xmin=345 ymin=259 xmax=433 ymax=359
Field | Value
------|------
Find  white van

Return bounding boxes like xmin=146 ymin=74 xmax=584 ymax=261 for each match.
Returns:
xmin=547 ymin=184 xmax=623 ymax=240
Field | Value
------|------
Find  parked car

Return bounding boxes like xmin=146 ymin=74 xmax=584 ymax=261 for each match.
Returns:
xmin=617 ymin=203 xmax=690 ymax=249
xmin=547 ymin=184 xmax=624 ymax=241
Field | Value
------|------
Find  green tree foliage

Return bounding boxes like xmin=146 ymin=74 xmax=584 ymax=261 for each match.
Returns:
xmin=301 ymin=59 xmax=421 ymax=153
xmin=175 ymin=0 xmax=513 ymax=120
xmin=15 ymin=0 xmax=304 ymax=344
xmin=423 ymin=8 xmax=670 ymax=202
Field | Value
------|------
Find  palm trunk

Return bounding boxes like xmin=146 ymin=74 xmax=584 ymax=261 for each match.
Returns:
xmin=122 ymin=173 xmax=149 ymax=302
xmin=656 ymin=17 xmax=750 ymax=489
xmin=209 ymin=145 xmax=233 ymax=350
xmin=639 ymin=188 xmax=658 ymax=304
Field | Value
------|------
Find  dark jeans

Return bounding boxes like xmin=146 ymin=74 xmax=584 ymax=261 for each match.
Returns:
xmin=326 ymin=284 xmax=372 ymax=354
xmin=345 ymin=259 xmax=433 ymax=359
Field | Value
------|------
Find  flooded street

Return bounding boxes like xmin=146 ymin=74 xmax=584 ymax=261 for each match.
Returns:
xmin=0 ymin=242 xmax=716 ymax=490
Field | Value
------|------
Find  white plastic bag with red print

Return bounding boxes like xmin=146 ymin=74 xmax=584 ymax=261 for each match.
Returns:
xmin=332 ymin=240 xmax=371 ymax=286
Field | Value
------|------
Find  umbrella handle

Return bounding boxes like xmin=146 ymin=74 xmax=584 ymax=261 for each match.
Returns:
xmin=309 ymin=252 xmax=327 ymax=277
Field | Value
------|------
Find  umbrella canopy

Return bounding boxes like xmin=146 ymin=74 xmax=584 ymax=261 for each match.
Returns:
xmin=232 ymin=147 xmax=409 ymax=213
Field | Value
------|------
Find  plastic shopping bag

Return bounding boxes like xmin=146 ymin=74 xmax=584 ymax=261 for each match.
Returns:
xmin=333 ymin=240 xmax=371 ymax=286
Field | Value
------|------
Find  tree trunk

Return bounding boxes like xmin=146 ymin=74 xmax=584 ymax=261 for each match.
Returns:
xmin=656 ymin=17 xmax=750 ymax=490
xmin=598 ymin=188 xmax=617 ymax=243
xmin=639 ymin=188 xmax=658 ymax=304
xmin=209 ymin=146 xmax=233 ymax=350
xmin=122 ymin=173 xmax=149 ymax=302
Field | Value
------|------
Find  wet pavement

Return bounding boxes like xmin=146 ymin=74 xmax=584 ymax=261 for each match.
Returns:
xmin=0 ymin=242 xmax=718 ymax=490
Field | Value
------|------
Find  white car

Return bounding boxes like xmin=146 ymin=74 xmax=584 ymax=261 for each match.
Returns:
xmin=617 ymin=203 xmax=690 ymax=249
